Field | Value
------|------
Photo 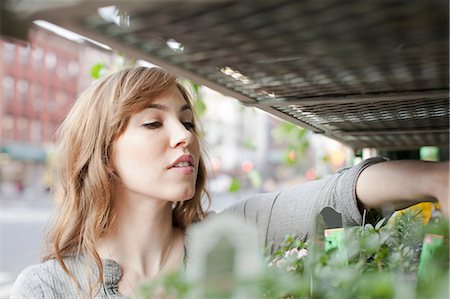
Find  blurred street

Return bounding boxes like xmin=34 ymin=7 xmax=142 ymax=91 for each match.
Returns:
xmin=0 ymin=191 xmax=55 ymax=298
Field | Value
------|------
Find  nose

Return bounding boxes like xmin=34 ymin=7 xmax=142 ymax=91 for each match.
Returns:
xmin=169 ymin=121 xmax=194 ymax=148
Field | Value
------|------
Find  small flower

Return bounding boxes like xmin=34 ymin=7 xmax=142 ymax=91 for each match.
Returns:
xmin=275 ymin=258 xmax=285 ymax=268
xmin=284 ymin=248 xmax=298 ymax=258
xmin=268 ymin=257 xmax=288 ymax=269
xmin=286 ymin=265 xmax=296 ymax=272
xmin=297 ymin=248 xmax=308 ymax=259
xmin=284 ymin=248 xmax=308 ymax=259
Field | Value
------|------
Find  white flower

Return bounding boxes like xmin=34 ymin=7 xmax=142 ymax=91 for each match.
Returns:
xmin=284 ymin=248 xmax=308 ymax=259
xmin=297 ymin=248 xmax=308 ymax=259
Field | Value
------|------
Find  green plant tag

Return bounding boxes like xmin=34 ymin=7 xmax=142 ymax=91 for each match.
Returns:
xmin=324 ymin=228 xmax=348 ymax=266
xmin=417 ymin=234 xmax=444 ymax=281
xmin=324 ymin=228 xmax=345 ymax=252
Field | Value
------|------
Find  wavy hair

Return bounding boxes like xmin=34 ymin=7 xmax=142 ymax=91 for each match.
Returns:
xmin=42 ymin=66 xmax=209 ymax=297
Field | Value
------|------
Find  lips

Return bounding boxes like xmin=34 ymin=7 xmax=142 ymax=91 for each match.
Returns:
xmin=169 ymin=154 xmax=195 ymax=169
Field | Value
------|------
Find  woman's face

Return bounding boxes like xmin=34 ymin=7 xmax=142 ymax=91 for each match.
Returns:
xmin=112 ymin=87 xmax=200 ymax=202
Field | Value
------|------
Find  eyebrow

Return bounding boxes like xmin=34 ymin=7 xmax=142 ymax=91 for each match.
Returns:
xmin=147 ymin=103 xmax=191 ymax=112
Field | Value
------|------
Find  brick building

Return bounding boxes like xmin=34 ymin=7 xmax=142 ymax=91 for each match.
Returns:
xmin=0 ymin=26 xmax=113 ymax=194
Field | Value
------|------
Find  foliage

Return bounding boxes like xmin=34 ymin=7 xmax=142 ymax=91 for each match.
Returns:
xmin=191 ymin=83 xmax=207 ymax=117
xmin=90 ymin=63 xmax=106 ymax=79
xmin=138 ymin=211 xmax=449 ymax=299
xmin=272 ymin=122 xmax=309 ymax=167
xmin=227 ymin=178 xmax=241 ymax=193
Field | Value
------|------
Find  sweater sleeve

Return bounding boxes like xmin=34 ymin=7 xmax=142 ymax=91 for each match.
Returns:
xmin=221 ymin=157 xmax=388 ymax=252
xmin=10 ymin=265 xmax=45 ymax=299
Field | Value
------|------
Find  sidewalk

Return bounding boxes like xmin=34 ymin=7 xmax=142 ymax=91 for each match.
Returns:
xmin=0 ymin=191 xmax=55 ymax=299
xmin=1 ymin=189 xmax=54 ymax=208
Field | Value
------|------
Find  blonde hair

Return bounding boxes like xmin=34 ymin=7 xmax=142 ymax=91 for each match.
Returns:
xmin=42 ymin=67 xmax=209 ymax=297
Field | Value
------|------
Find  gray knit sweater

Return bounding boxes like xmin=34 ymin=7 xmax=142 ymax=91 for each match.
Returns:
xmin=10 ymin=157 xmax=386 ymax=298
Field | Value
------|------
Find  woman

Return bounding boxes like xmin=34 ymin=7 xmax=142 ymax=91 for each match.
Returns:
xmin=11 ymin=67 xmax=448 ymax=298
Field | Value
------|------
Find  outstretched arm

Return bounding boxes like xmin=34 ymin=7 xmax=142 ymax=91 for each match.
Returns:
xmin=356 ymin=160 xmax=449 ymax=216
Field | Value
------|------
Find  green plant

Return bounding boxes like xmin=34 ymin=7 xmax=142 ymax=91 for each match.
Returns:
xmin=138 ymin=210 xmax=448 ymax=299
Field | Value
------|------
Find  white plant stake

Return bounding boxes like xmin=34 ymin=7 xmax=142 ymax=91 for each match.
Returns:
xmin=185 ymin=214 xmax=264 ymax=299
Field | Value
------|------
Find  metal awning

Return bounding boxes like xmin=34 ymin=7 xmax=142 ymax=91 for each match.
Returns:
xmin=3 ymin=0 xmax=449 ymax=150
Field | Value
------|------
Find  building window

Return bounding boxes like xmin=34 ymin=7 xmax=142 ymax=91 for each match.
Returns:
xmin=68 ymin=60 xmax=80 ymax=76
xmin=45 ymin=122 xmax=56 ymax=141
xmin=18 ymin=118 xmax=29 ymax=141
xmin=2 ymin=76 xmax=14 ymax=102
xmin=47 ymin=101 xmax=56 ymax=113
xmin=32 ymin=83 xmax=42 ymax=112
xmin=2 ymin=116 xmax=14 ymax=140
xmin=47 ymin=89 xmax=56 ymax=113
xmin=18 ymin=79 xmax=29 ymax=104
xmin=56 ymin=91 xmax=67 ymax=109
xmin=18 ymin=46 xmax=30 ymax=66
xmin=32 ymin=83 xmax=42 ymax=96
xmin=32 ymin=46 xmax=44 ymax=70
xmin=30 ymin=120 xmax=41 ymax=143
xmin=33 ymin=97 xmax=42 ymax=112
xmin=45 ymin=51 xmax=57 ymax=70
xmin=3 ymin=42 xmax=15 ymax=65
xmin=57 ymin=64 xmax=68 ymax=80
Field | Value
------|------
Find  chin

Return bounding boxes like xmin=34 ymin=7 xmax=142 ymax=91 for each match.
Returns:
xmin=171 ymin=188 xmax=196 ymax=202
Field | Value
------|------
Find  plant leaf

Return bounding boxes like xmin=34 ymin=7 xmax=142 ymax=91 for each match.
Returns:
xmin=228 ymin=177 xmax=241 ymax=192
xmin=90 ymin=63 xmax=105 ymax=79
xmin=375 ymin=218 xmax=386 ymax=230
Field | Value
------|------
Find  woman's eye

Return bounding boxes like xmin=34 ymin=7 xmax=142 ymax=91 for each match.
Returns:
xmin=183 ymin=122 xmax=196 ymax=131
xmin=143 ymin=121 xmax=162 ymax=129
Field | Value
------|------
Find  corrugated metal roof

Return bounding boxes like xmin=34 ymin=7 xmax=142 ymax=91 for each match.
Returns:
xmin=14 ymin=0 xmax=450 ymax=149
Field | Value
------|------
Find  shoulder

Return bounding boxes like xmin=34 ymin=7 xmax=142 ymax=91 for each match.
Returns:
xmin=10 ymin=263 xmax=47 ymax=298
xmin=11 ymin=257 xmax=88 ymax=299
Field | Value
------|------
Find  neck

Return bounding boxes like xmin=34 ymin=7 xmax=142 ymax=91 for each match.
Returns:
xmin=96 ymin=190 xmax=183 ymax=278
